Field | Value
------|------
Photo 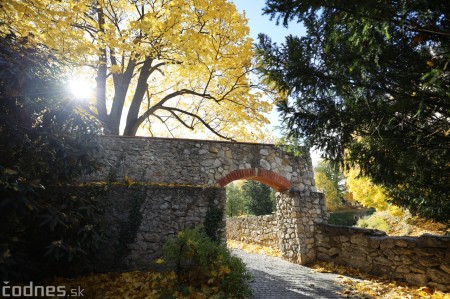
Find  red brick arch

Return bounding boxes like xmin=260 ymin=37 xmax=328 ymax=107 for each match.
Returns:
xmin=217 ymin=169 xmax=291 ymax=191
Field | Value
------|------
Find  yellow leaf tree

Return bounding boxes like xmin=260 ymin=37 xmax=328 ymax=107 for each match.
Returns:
xmin=345 ymin=167 xmax=391 ymax=212
xmin=314 ymin=160 xmax=346 ymax=211
xmin=1 ymin=0 xmax=271 ymax=139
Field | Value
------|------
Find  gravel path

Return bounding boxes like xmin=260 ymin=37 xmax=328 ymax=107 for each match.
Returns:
xmin=232 ymin=249 xmax=358 ymax=299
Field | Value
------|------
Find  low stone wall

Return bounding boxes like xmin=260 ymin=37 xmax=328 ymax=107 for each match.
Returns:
xmin=316 ymin=223 xmax=450 ymax=291
xmin=226 ymin=215 xmax=279 ymax=248
xmin=90 ymin=185 xmax=225 ymax=273
xmin=226 ymin=190 xmax=327 ymax=265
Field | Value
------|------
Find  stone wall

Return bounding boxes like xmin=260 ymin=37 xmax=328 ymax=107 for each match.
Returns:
xmin=277 ymin=191 xmax=327 ymax=264
xmin=226 ymin=215 xmax=279 ymax=248
xmin=316 ymin=224 xmax=450 ymax=291
xmin=91 ymin=185 xmax=225 ymax=272
xmin=84 ymin=136 xmax=315 ymax=192
xmin=226 ymin=191 xmax=327 ymax=265
xmin=81 ymin=136 xmax=329 ymax=269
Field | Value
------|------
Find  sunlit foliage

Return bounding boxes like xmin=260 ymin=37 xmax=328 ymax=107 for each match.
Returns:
xmin=345 ymin=168 xmax=391 ymax=212
xmin=314 ymin=160 xmax=346 ymax=211
xmin=1 ymin=0 xmax=272 ymax=140
xmin=313 ymin=262 xmax=448 ymax=299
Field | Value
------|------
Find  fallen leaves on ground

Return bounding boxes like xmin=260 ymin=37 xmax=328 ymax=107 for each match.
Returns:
xmin=356 ymin=210 xmax=449 ymax=237
xmin=227 ymin=239 xmax=281 ymax=257
xmin=312 ymin=261 xmax=449 ymax=299
xmin=50 ymin=270 xmax=223 ymax=299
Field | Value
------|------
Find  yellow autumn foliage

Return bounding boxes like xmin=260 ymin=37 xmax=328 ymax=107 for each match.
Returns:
xmin=51 ymin=270 xmax=225 ymax=299
xmin=315 ymin=172 xmax=341 ymax=211
xmin=345 ymin=167 xmax=404 ymax=215
xmin=0 ymin=0 xmax=272 ymax=140
xmin=227 ymin=239 xmax=281 ymax=257
xmin=312 ymin=261 xmax=449 ymax=299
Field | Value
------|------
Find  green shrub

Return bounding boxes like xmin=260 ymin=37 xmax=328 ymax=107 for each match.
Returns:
xmin=356 ymin=215 xmax=391 ymax=233
xmin=163 ymin=227 xmax=252 ymax=298
xmin=204 ymin=188 xmax=224 ymax=243
xmin=328 ymin=211 xmax=357 ymax=226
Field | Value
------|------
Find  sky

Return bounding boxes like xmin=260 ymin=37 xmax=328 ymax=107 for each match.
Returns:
xmin=231 ymin=0 xmax=306 ymax=133
xmin=231 ymin=0 xmax=306 ymax=44
xmin=231 ymin=1 xmax=321 ymax=165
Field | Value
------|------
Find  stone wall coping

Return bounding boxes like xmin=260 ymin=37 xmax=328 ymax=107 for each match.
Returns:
xmin=317 ymin=223 xmax=387 ymax=236
xmin=226 ymin=214 xmax=276 ymax=220
xmin=98 ymin=184 xmax=220 ymax=191
xmin=100 ymin=134 xmax=287 ymax=147
xmin=318 ymin=223 xmax=450 ymax=242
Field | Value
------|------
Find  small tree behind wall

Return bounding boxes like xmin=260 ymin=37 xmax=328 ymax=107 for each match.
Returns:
xmin=242 ymin=181 xmax=275 ymax=216
xmin=225 ymin=183 xmax=246 ymax=217
xmin=314 ymin=160 xmax=347 ymax=211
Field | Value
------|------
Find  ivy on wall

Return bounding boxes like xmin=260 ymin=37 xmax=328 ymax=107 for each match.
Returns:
xmin=203 ymin=188 xmax=224 ymax=243
xmin=107 ymin=152 xmax=126 ymax=183
xmin=114 ymin=188 xmax=145 ymax=261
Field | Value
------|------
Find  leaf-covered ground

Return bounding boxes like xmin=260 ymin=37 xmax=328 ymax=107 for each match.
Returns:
xmin=227 ymin=239 xmax=281 ymax=257
xmin=51 ymin=270 xmax=231 ymax=299
xmin=357 ymin=210 xmax=449 ymax=237
xmin=227 ymin=239 xmax=449 ymax=299
xmin=312 ymin=261 xmax=449 ymax=299
xmin=50 ymin=239 xmax=449 ymax=298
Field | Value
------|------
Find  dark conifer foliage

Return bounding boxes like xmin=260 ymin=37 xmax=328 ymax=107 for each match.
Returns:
xmin=257 ymin=0 xmax=449 ymax=220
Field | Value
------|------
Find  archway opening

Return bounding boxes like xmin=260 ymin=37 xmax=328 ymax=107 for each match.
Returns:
xmin=219 ymin=169 xmax=290 ymax=257
xmin=225 ymin=179 xmax=276 ymax=218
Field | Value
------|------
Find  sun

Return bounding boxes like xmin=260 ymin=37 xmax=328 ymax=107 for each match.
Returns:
xmin=68 ymin=78 xmax=94 ymax=99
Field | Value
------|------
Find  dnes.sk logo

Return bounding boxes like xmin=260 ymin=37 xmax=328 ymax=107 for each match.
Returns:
xmin=2 ymin=281 xmax=84 ymax=297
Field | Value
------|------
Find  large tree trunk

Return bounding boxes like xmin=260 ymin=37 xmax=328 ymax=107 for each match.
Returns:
xmin=123 ymin=57 xmax=154 ymax=136
xmin=108 ymin=55 xmax=136 ymax=135
xmin=96 ymin=6 xmax=119 ymax=135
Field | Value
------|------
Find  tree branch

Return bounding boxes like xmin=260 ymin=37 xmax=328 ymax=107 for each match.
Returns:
xmin=158 ymin=106 xmax=234 ymax=141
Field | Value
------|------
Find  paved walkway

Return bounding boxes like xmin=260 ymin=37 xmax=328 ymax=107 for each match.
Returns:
xmin=232 ymin=249 xmax=358 ymax=299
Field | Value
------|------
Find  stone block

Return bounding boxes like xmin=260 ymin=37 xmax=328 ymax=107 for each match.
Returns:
xmin=394 ymin=238 xmax=414 ymax=248
xmin=354 ymin=246 xmax=370 ymax=255
xmin=440 ymin=264 xmax=450 ymax=274
xmin=410 ymin=266 xmax=426 ymax=274
xmin=367 ymin=237 xmax=380 ymax=249
xmin=317 ymin=253 xmax=331 ymax=262
xmin=350 ymin=235 xmax=369 ymax=246
xmin=328 ymin=247 xmax=340 ymax=257
xmin=418 ymin=235 xmax=450 ymax=248
xmin=339 ymin=235 xmax=350 ymax=243
xmin=392 ymin=247 xmax=414 ymax=255
xmin=419 ymin=258 xmax=441 ymax=267
xmin=260 ymin=159 xmax=271 ymax=170
xmin=373 ymin=256 xmax=391 ymax=266
xmin=396 ymin=265 xmax=411 ymax=273
xmin=208 ymin=145 xmax=219 ymax=153
xmin=427 ymin=282 xmax=448 ymax=292
xmin=416 ymin=248 xmax=439 ymax=257
xmin=380 ymin=238 xmax=396 ymax=250
xmin=427 ymin=268 xmax=449 ymax=285
xmin=404 ymin=273 xmax=429 ymax=286
xmin=383 ymin=249 xmax=396 ymax=259
xmin=348 ymin=257 xmax=372 ymax=272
